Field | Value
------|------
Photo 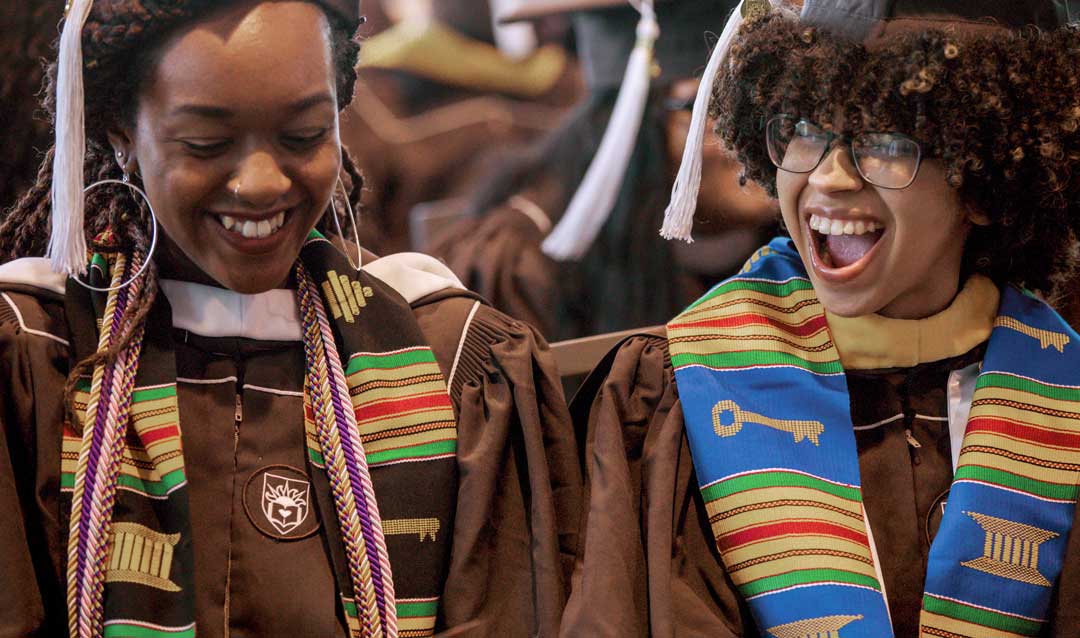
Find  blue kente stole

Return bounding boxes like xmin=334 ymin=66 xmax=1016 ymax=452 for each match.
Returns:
xmin=668 ymin=238 xmax=1080 ymax=638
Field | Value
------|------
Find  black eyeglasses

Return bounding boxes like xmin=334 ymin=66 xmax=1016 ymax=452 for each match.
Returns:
xmin=765 ymin=115 xmax=923 ymax=189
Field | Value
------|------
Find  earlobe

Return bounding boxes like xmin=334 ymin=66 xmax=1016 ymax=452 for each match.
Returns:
xmin=106 ymin=128 xmax=137 ymax=176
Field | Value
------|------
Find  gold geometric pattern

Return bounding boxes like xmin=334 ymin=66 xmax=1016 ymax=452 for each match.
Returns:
xmin=961 ymin=511 xmax=1059 ymax=587
xmin=712 ymin=399 xmax=825 ymax=445
xmin=322 ymin=269 xmax=375 ymax=323
xmin=766 ymin=614 xmax=863 ymax=638
xmin=106 ymin=522 xmax=181 ymax=592
xmin=383 ymin=517 xmax=441 ymax=542
xmin=740 ymin=0 xmax=772 ymax=21
xmin=994 ymin=316 xmax=1070 ymax=352
xmin=739 ymin=245 xmax=776 ymax=274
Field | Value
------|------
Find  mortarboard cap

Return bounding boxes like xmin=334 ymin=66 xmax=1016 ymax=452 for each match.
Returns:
xmin=802 ymin=0 xmax=1067 ymax=41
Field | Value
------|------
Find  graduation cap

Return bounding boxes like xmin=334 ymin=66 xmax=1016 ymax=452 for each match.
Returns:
xmin=660 ymin=0 xmax=1069 ymax=243
xmin=49 ymin=0 xmax=363 ymax=276
xmin=507 ymin=0 xmax=737 ymax=260
xmin=803 ymin=0 xmax=1067 ymax=41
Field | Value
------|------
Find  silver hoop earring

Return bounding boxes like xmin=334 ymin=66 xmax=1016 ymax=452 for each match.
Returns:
xmin=331 ymin=177 xmax=362 ymax=272
xmin=70 ymin=176 xmax=159 ymax=293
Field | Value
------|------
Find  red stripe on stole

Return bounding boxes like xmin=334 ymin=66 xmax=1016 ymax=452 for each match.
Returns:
xmin=356 ymin=393 xmax=452 ymax=420
xmin=671 ymin=313 xmax=828 ymax=338
xmin=718 ymin=520 xmax=869 ymax=552
xmin=967 ymin=416 xmax=1080 ymax=448
xmin=137 ymin=424 xmax=180 ymax=445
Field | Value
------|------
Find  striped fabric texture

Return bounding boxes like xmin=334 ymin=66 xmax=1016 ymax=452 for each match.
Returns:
xmin=668 ymin=238 xmax=1080 ymax=638
xmin=62 ymin=231 xmax=459 ymax=638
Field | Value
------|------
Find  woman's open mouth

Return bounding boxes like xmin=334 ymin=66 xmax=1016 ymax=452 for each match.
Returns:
xmin=807 ymin=213 xmax=886 ymax=281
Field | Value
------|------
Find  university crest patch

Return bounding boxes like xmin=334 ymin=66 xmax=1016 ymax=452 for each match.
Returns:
xmin=243 ymin=465 xmax=321 ymax=540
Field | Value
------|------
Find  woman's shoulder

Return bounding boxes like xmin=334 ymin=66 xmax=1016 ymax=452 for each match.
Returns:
xmin=412 ymin=285 xmax=553 ymax=395
xmin=0 ymin=257 xmax=72 ymax=354
xmin=365 ymin=250 xmax=559 ymax=389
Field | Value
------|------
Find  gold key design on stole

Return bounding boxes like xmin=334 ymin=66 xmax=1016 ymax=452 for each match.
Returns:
xmin=712 ymin=400 xmax=824 ymax=445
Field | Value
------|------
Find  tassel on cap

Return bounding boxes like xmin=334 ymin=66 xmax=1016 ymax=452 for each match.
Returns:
xmin=660 ymin=0 xmax=761 ymax=242
xmin=541 ymin=0 xmax=659 ymax=261
xmin=49 ymin=0 xmax=95 ymax=277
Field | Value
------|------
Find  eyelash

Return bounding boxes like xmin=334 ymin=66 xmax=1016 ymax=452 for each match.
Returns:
xmin=182 ymin=140 xmax=231 ymax=156
xmin=282 ymin=128 xmax=330 ymax=148
xmin=180 ymin=128 xmax=330 ymax=157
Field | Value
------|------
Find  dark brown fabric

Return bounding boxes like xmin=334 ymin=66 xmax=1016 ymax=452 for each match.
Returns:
xmin=427 ymin=206 xmax=557 ymax=337
xmin=564 ymin=334 xmax=1080 ymax=637
xmin=0 ymin=283 xmax=580 ymax=637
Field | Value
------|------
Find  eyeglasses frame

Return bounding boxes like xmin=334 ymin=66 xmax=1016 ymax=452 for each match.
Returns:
xmin=765 ymin=115 xmax=924 ymax=190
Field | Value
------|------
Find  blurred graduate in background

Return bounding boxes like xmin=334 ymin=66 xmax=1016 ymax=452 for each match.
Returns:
xmin=341 ymin=0 xmax=583 ymax=255
xmin=426 ymin=0 xmax=778 ymax=340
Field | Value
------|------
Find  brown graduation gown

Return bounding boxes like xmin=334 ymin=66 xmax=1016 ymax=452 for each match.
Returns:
xmin=0 ymin=281 xmax=581 ymax=637
xmin=562 ymin=332 xmax=1080 ymax=637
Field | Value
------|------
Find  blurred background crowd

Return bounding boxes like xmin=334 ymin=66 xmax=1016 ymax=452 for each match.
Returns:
xmin=4 ymin=0 xmax=1079 ymax=347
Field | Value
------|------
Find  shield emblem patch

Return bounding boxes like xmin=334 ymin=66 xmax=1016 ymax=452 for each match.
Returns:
xmin=262 ymin=472 xmax=310 ymax=535
xmin=243 ymin=465 xmax=321 ymax=540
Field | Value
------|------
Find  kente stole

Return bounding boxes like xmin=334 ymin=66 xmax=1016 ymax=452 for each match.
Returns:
xmin=668 ymin=238 xmax=1080 ymax=638
xmin=60 ymin=231 xmax=457 ymax=638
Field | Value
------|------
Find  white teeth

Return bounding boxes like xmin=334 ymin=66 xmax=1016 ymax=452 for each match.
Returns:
xmin=809 ymin=214 xmax=881 ymax=236
xmin=218 ymin=210 xmax=288 ymax=238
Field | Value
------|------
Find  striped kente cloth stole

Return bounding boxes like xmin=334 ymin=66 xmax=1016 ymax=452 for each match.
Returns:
xmin=667 ymin=237 xmax=1080 ymax=638
xmin=61 ymin=230 xmax=457 ymax=638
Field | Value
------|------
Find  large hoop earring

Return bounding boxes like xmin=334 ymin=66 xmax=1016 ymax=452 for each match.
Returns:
xmin=70 ymin=175 xmax=159 ymax=292
xmin=331 ymin=177 xmax=363 ymax=272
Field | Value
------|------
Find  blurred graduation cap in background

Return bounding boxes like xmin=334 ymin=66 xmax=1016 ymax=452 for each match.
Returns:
xmin=493 ymin=0 xmax=739 ymax=260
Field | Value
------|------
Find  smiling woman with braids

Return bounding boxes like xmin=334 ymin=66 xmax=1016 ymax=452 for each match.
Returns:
xmin=0 ymin=2 xmax=580 ymax=637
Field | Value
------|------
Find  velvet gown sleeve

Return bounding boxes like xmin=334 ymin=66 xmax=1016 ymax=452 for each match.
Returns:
xmin=0 ymin=289 xmax=70 ymax=637
xmin=560 ymin=334 xmax=750 ymax=638
xmin=411 ymin=294 xmax=581 ymax=637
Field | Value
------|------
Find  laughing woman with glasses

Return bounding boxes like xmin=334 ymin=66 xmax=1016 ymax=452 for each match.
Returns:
xmin=564 ymin=1 xmax=1080 ymax=636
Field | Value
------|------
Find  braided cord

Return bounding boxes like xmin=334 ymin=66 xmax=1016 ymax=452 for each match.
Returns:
xmin=66 ymin=253 xmax=146 ymax=638
xmin=296 ymin=262 xmax=397 ymax=638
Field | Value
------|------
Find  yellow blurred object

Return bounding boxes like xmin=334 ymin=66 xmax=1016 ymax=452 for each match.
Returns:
xmin=359 ymin=21 xmax=568 ymax=98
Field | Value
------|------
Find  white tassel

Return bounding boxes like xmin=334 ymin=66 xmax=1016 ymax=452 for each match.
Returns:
xmin=541 ymin=1 xmax=659 ymax=262
xmin=659 ymin=0 xmax=748 ymax=243
xmin=48 ymin=0 xmax=95 ymax=277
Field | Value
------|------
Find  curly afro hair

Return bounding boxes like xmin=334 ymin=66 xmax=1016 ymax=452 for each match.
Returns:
xmin=711 ymin=10 xmax=1080 ymax=299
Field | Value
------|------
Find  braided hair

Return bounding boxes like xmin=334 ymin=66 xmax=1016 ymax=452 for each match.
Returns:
xmin=0 ymin=0 xmax=365 ymax=427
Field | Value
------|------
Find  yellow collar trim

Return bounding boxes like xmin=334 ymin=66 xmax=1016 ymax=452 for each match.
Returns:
xmin=826 ymin=275 xmax=1000 ymax=370
xmin=359 ymin=21 xmax=567 ymax=98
